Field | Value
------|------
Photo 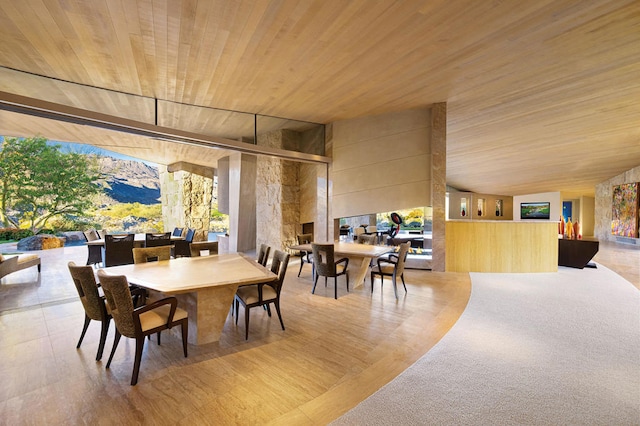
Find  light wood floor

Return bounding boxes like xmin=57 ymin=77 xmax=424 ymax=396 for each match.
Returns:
xmin=0 ymin=241 xmax=637 ymax=424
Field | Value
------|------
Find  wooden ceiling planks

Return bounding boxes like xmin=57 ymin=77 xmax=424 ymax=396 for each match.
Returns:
xmin=0 ymin=0 xmax=638 ymax=197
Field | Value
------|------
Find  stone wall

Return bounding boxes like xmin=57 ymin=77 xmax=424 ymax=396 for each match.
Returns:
xmin=159 ymin=165 xmax=213 ymax=242
xmin=256 ymin=129 xmax=301 ymax=252
xmin=595 ymin=164 xmax=640 ymax=243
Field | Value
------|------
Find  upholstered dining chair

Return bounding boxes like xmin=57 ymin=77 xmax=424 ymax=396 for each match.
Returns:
xmin=97 ymin=270 xmax=188 ymax=386
xmin=132 ymin=246 xmax=172 ymax=264
xmin=257 ymin=244 xmax=271 ymax=267
xmin=173 ymin=228 xmax=196 ymax=257
xmin=311 ymin=243 xmax=349 ymax=299
xmin=370 ymin=241 xmax=411 ymax=299
xmin=145 ymin=232 xmax=171 ymax=247
xmin=234 ymin=250 xmax=290 ymax=340
xmin=189 ymin=241 xmax=219 ymax=257
xmin=296 ymin=233 xmax=313 ymax=277
xmin=172 ymin=227 xmax=184 ymax=237
xmin=68 ymin=261 xmax=111 ymax=361
xmin=102 ymin=234 xmax=135 ymax=267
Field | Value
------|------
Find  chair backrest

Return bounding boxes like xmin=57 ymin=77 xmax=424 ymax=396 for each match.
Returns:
xmin=189 ymin=241 xmax=219 ymax=257
xmin=268 ymin=250 xmax=290 ymax=296
xmin=103 ymin=234 xmax=135 ymax=267
xmin=395 ymin=242 xmax=411 ymax=276
xmin=97 ymin=270 xmax=136 ymax=338
xmin=133 ymin=246 xmax=171 ymax=264
xmin=354 ymin=227 xmax=365 ymax=237
xmin=257 ymin=244 xmax=271 ymax=266
xmin=145 ymin=232 xmax=171 ymax=247
xmin=68 ymin=261 xmax=104 ymax=321
xmin=358 ymin=234 xmax=376 ymax=245
xmin=172 ymin=227 xmax=184 ymax=237
xmin=368 ymin=225 xmax=378 ymax=233
xmin=97 ymin=230 xmax=106 ymax=239
xmin=83 ymin=229 xmax=100 ymax=242
xmin=311 ymin=243 xmax=337 ymax=277
xmin=297 ymin=233 xmax=312 ymax=244
xmin=184 ymin=228 xmax=196 ymax=243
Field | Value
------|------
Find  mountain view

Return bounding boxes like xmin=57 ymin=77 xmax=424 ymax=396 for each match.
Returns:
xmin=96 ymin=156 xmax=160 ymax=206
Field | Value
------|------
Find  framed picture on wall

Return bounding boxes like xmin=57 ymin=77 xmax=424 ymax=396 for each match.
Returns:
xmin=611 ymin=183 xmax=639 ymax=238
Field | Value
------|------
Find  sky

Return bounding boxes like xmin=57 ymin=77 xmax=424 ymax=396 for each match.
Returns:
xmin=0 ymin=136 xmax=156 ymax=165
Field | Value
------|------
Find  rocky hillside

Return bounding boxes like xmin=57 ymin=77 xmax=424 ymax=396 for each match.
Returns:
xmin=96 ymin=156 xmax=160 ymax=206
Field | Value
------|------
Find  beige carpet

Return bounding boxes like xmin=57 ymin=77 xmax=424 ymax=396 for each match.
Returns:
xmin=333 ymin=265 xmax=640 ymax=425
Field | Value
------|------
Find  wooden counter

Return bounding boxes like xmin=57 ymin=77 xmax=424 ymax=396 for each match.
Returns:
xmin=445 ymin=220 xmax=558 ymax=273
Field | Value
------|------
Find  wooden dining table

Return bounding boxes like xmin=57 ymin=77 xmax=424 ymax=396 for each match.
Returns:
xmin=289 ymin=242 xmax=393 ymax=289
xmin=100 ymin=253 xmax=276 ymax=345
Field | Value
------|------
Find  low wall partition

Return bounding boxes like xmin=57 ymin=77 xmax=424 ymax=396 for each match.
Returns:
xmin=445 ymin=220 xmax=558 ymax=273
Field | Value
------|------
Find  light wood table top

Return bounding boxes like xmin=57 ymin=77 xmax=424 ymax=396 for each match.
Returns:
xmin=290 ymin=242 xmax=392 ymax=258
xmin=101 ymin=253 xmax=276 ymax=344
xmin=101 ymin=252 xmax=275 ymax=293
xmin=290 ymin=242 xmax=393 ymax=290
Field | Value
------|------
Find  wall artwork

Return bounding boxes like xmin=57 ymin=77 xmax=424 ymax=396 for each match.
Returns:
xmin=611 ymin=183 xmax=639 ymax=238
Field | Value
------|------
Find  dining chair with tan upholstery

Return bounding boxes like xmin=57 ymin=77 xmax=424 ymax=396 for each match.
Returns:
xmin=189 ymin=241 xmax=219 ymax=257
xmin=311 ymin=243 xmax=349 ymax=299
xmin=370 ymin=241 xmax=411 ymax=299
xmin=235 ymin=250 xmax=290 ymax=340
xmin=296 ymin=233 xmax=313 ymax=277
xmin=132 ymin=246 xmax=171 ymax=264
xmin=68 ymin=262 xmax=111 ymax=361
xmin=257 ymin=244 xmax=271 ymax=267
xmin=97 ymin=270 xmax=188 ymax=386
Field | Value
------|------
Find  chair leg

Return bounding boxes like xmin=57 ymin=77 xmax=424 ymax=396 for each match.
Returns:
xmin=157 ymin=331 xmax=161 ymax=345
xmin=298 ymin=258 xmax=304 ymax=277
xmin=346 ymin=273 xmax=349 ymax=292
xmin=181 ymin=319 xmax=188 ymax=358
xmin=96 ymin=317 xmax=110 ymax=361
xmin=77 ymin=314 xmax=91 ymax=349
xmin=106 ymin=330 xmax=122 ymax=369
xmin=334 ymin=277 xmax=338 ymax=299
xmin=312 ymin=274 xmax=319 ymax=294
xmin=274 ymin=301 xmax=285 ymax=331
xmin=265 ymin=304 xmax=272 ymax=317
xmin=370 ymin=272 xmax=375 ymax=294
xmin=392 ymin=275 xmax=399 ymax=299
xmin=401 ymin=273 xmax=407 ymax=293
xmin=244 ymin=304 xmax=250 ymax=340
xmin=131 ymin=336 xmax=145 ymax=386
xmin=235 ymin=298 xmax=240 ymax=325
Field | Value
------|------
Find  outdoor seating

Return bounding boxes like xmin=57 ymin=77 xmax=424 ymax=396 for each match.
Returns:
xmin=0 ymin=253 xmax=41 ymax=280
xmin=102 ymin=234 xmax=135 ymax=267
xmin=235 ymin=250 xmax=290 ymax=340
xmin=311 ymin=243 xmax=349 ymax=299
xmin=97 ymin=270 xmax=188 ymax=386
xmin=173 ymin=228 xmax=195 ymax=257
xmin=172 ymin=227 xmax=184 ymax=237
xmin=145 ymin=232 xmax=172 ymax=247
xmin=189 ymin=241 xmax=219 ymax=257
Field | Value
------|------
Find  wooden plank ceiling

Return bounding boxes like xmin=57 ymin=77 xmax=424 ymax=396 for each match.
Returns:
xmin=0 ymin=0 xmax=638 ymax=198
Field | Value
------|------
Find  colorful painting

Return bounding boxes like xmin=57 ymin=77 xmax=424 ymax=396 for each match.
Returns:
xmin=611 ymin=183 xmax=639 ymax=237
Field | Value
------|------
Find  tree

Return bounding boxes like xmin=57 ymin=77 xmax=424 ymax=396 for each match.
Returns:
xmin=0 ymin=136 xmax=103 ymax=233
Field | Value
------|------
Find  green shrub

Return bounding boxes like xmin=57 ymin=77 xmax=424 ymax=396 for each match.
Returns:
xmin=0 ymin=228 xmax=34 ymax=241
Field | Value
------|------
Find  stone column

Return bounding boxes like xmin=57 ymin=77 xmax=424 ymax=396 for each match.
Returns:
xmin=431 ymin=102 xmax=447 ymax=272
xmin=256 ymin=130 xmax=300 ymax=252
xmin=159 ymin=165 xmax=213 ymax=241
xmin=228 ymin=153 xmax=257 ymax=252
